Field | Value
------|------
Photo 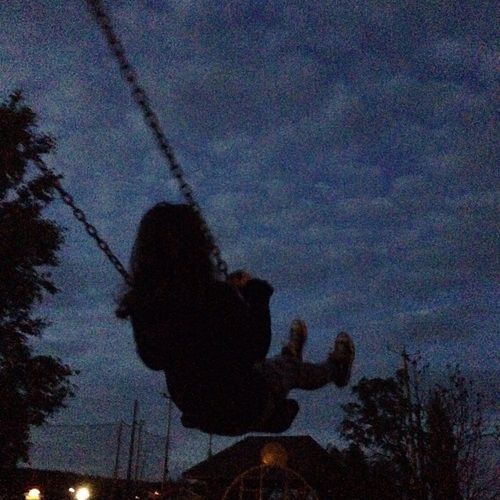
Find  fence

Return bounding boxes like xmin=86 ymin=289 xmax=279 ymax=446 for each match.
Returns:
xmin=28 ymin=420 xmax=166 ymax=482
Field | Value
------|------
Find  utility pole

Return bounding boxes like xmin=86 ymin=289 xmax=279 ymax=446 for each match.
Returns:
xmin=113 ymin=420 xmax=124 ymax=499
xmin=134 ymin=419 xmax=144 ymax=481
xmin=208 ymin=433 xmax=213 ymax=459
xmin=126 ymin=400 xmax=139 ymax=498
xmin=162 ymin=392 xmax=173 ymax=487
xmin=401 ymin=350 xmax=427 ymax=500
xmin=113 ymin=420 xmax=123 ymax=480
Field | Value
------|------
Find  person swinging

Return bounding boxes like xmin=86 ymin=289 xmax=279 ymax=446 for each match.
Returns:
xmin=117 ymin=202 xmax=355 ymax=435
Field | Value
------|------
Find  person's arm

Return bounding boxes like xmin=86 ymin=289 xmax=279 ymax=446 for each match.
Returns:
xmin=210 ymin=278 xmax=273 ymax=365
xmin=238 ymin=278 xmax=274 ymax=361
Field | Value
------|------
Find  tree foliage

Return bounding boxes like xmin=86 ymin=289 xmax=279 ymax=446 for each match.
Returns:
xmin=336 ymin=353 xmax=497 ymax=500
xmin=0 ymin=92 xmax=76 ymax=469
xmin=326 ymin=442 xmax=401 ymax=500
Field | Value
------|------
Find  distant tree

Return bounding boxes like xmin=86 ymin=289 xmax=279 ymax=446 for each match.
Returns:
xmin=326 ymin=442 xmax=400 ymax=500
xmin=337 ymin=353 xmax=497 ymax=500
xmin=0 ymin=92 xmax=76 ymax=470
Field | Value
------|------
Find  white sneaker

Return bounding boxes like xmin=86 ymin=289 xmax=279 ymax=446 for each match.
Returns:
xmin=329 ymin=332 xmax=355 ymax=387
xmin=281 ymin=319 xmax=308 ymax=360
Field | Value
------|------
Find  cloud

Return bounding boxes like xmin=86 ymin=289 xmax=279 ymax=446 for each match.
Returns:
xmin=2 ymin=0 xmax=498 ymax=475
xmin=388 ymin=305 xmax=477 ymax=340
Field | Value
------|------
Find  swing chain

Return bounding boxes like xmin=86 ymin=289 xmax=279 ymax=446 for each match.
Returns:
xmin=85 ymin=0 xmax=228 ymax=278
xmin=35 ymin=160 xmax=133 ymax=286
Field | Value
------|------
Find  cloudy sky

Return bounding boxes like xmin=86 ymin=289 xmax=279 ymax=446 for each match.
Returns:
xmin=1 ymin=0 xmax=498 ymax=479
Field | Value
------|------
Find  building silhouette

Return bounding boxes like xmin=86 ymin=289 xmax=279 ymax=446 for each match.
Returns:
xmin=181 ymin=435 xmax=341 ymax=499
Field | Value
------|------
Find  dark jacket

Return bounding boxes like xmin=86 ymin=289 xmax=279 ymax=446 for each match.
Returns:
xmin=130 ymin=278 xmax=274 ymax=435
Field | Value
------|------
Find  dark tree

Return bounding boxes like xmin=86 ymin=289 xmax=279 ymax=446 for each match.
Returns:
xmin=0 ymin=92 xmax=76 ymax=470
xmin=326 ymin=443 xmax=400 ymax=500
xmin=337 ymin=353 xmax=496 ymax=500
xmin=425 ymin=390 xmax=460 ymax=499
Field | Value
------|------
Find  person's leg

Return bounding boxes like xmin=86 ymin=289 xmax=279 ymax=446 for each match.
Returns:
xmin=256 ymin=319 xmax=327 ymax=399
xmin=281 ymin=319 xmax=308 ymax=360
xmin=263 ymin=323 xmax=355 ymax=395
xmin=250 ymin=323 xmax=355 ymax=433
xmin=293 ymin=331 xmax=355 ymax=389
xmin=265 ymin=355 xmax=332 ymax=393
xmin=328 ymin=331 xmax=355 ymax=387
xmin=249 ymin=351 xmax=328 ymax=433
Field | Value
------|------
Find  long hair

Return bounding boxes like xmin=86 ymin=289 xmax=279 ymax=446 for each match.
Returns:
xmin=117 ymin=202 xmax=216 ymax=318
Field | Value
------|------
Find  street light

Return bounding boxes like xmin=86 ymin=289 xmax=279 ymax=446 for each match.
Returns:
xmin=74 ymin=486 xmax=91 ymax=500
xmin=25 ymin=489 xmax=41 ymax=500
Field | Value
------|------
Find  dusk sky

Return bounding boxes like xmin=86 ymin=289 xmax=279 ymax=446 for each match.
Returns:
xmin=1 ymin=0 xmax=498 ymax=479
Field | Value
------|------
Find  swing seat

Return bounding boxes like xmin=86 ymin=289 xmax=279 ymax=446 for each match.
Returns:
xmin=180 ymin=398 xmax=299 ymax=436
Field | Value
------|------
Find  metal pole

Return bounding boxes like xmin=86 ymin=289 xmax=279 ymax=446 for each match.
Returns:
xmin=113 ymin=420 xmax=124 ymax=479
xmin=126 ymin=400 xmax=139 ymax=494
xmin=162 ymin=393 xmax=173 ymax=486
xmin=134 ymin=420 xmax=144 ymax=481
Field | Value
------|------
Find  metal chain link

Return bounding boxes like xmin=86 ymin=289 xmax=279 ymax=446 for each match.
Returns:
xmin=85 ymin=0 xmax=228 ymax=278
xmin=35 ymin=160 xmax=134 ymax=286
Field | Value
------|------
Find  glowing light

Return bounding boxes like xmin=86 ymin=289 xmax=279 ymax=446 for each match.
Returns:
xmin=25 ymin=489 xmax=41 ymax=500
xmin=69 ymin=488 xmax=75 ymax=493
xmin=75 ymin=487 xmax=91 ymax=500
xmin=260 ymin=442 xmax=288 ymax=467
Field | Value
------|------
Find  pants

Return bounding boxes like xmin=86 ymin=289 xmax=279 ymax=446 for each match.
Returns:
xmin=256 ymin=321 xmax=334 ymax=402
xmin=258 ymin=353 xmax=333 ymax=401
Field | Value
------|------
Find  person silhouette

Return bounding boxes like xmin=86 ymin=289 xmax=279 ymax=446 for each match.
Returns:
xmin=117 ymin=202 xmax=355 ymax=435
